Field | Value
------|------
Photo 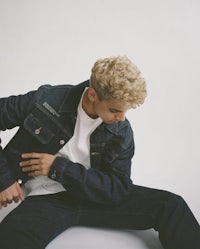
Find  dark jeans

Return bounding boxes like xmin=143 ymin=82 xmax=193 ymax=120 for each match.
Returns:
xmin=0 ymin=185 xmax=199 ymax=249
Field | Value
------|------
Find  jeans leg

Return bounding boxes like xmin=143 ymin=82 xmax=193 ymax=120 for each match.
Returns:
xmin=155 ymin=193 xmax=200 ymax=249
xmin=0 ymin=192 xmax=79 ymax=249
xmin=77 ymin=185 xmax=200 ymax=249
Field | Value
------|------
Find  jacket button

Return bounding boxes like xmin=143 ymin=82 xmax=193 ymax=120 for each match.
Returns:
xmin=18 ymin=179 xmax=23 ymax=185
xmin=60 ymin=139 xmax=65 ymax=145
xmin=35 ymin=128 xmax=41 ymax=135
xmin=51 ymin=170 xmax=56 ymax=179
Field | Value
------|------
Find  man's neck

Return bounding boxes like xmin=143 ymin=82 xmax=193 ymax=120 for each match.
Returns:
xmin=82 ymin=89 xmax=98 ymax=119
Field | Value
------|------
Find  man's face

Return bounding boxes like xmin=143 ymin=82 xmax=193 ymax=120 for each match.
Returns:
xmin=93 ymin=97 xmax=129 ymax=124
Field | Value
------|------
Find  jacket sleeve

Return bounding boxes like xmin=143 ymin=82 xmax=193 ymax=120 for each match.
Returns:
xmin=48 ymin=127 xmax=134 ymax=205
xmin=0 ymin=90 xmax=37 ymax=191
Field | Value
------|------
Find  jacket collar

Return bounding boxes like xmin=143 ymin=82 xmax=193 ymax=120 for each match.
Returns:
xmin=59 ymin=80 xmax=128 ymax=134
xmin=59 ymin=80 xmax=89 ymax=113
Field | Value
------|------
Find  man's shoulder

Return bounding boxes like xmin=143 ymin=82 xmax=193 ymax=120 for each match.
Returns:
xmin=105 ymin=118 xmax=133 ymax=137
xmin=35 ymin=80 xmax=89 ymax=101
xmin=37 ymin=82 xmax=79 ymax=94
xmin=37 ymin=80 xmax=89 ymax=92
xmin=31 ymin=81 xmax=89 ymax=112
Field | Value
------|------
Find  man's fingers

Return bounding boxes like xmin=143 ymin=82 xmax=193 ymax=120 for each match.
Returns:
xmin=16 ymin=183 xmax=24 ymax=201
xmin=13 ymin=197 xmax=20 ymax=203
xmin=6 ymin=199 xmax=13 ymax=204
xmin=3 ymin=202 xmax=7 ymax=207
xmin=0 ymin=182 xmax=24 ymax=208
xmin=21 ymin=165 xmax=40 ymax=172
xmin=27 ymin=170 xmax=41 ymax=177
xmin=0 ymin=200 xmax=8 ymax=208
xmin=20 ymin=159 xmax=40 ymax=167
xmin=19 ymin=152 xmax=55 ymax=177
xmin=21 ymin=152 xmax=42 ymax=159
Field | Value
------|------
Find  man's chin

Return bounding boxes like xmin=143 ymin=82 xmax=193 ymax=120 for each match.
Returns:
xmin=104 ymin=120 xmax=118 ymax=125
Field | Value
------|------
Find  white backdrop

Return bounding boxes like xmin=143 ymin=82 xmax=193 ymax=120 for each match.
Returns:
xmin=0 ymin=0 xmax=200 ymax=224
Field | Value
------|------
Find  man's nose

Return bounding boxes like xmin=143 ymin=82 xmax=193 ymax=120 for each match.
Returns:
xmin=116 ymin=112 xmax=126 ymax=122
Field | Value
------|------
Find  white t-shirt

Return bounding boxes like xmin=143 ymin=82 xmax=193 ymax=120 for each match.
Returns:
xmin=24 ymin=88 xmax=102 ymax=196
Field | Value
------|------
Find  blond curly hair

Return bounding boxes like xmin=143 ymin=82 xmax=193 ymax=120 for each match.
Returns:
xmin=90 ymin=56 xmax=147 ymax=108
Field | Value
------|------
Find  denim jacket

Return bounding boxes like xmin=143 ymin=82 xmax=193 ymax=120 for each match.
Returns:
xmin=0 ymin=81 xmax=134 ymax=205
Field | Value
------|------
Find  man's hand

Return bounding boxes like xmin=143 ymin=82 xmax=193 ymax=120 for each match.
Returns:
xmin=20 ymin=152 xmax=56 ymax=177
xmin=0 ymin=182 xmax=24 ymax=209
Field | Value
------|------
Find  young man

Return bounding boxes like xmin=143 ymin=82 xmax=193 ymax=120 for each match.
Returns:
xmin=0 ymin=56 xmax=199 ymax=249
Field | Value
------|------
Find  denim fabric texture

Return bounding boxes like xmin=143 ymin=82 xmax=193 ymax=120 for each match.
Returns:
xmin=0 ymin=82 xmax=199 ymax=249
xmin=0 ymin=186 xmax=200 ymax=249
xmin=0 ymin=81 xmax=134 ymax=204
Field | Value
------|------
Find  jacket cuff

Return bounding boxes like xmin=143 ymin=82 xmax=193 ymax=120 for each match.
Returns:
xmin=48 ymin=156 xmax=69 ymax=183
xmin=0 ymin=172 xmax=16 ymax=192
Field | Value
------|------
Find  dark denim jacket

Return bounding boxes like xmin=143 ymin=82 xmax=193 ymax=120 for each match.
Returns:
xmin=0 ymin=81 xmax=134 ymax=205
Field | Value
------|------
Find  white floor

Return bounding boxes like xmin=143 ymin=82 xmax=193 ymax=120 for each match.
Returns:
xmin=47 ymin=227 xmax=163 ymax=249
xmin=0 ymin=202 xmax=163 ymax=249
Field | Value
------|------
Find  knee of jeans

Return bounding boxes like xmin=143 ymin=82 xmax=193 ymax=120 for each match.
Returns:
xmin=165 ymin=193 xmax=190 ymax=214
xmin=161 ymin=189 xmax=185 ymax=204
xmin=154 ymin=193 xmax=188 ymax=230
xmin=172 ymin=193 xmax=186 ymax=204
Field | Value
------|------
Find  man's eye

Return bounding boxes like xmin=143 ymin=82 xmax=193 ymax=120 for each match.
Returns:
xmin=109 ymin=109 xmax=118 ymax=113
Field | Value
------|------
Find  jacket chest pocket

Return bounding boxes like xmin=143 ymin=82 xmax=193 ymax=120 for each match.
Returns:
xmin=23 ymin=113 xmax=55 ymax=144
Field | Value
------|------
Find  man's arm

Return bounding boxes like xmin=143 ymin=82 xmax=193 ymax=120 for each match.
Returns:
xmin=49 ymin=143 xmax=134 ymax=205
xmin=19 ymin=129 xmax=134 ymax=205
xmin=0 ymin=90 xmax=37 ymax=206
xmin=54 ymin=126 xmax=134 ymax=205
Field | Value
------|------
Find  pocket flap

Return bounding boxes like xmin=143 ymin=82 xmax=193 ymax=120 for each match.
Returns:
xmin=24 ymin=113 xmax=55 ymax=144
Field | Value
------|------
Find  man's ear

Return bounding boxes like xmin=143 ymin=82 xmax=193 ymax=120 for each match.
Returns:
xmin=87 ymin=88 xmax=98 ymax=102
